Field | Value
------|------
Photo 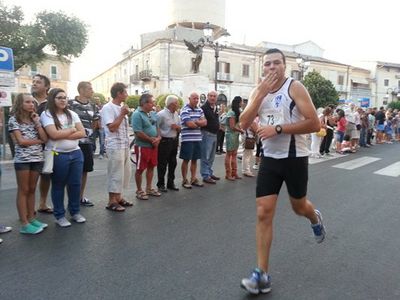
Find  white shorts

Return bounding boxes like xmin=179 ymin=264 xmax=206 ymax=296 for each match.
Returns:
xmin=107 ymin=148 xmax=131 ymax=193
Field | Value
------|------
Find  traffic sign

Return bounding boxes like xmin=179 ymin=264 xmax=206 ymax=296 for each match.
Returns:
xmin=0 ymin=47 xmax=14 ymax=72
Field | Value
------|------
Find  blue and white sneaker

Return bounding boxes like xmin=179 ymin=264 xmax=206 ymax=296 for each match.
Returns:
xmin=241 ymin=268 xmax=271 ymax=294
xmin=311 ymin=209 xmax=326 ymax=243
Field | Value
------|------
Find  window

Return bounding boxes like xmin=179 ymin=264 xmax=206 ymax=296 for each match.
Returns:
xmin=242 ymin=64 xmax=250 ymax=77
xmin=384 ymin=79 xmax=389 ymax=87
xmin=398 ymin=80 xmax=400 ymax=89
xmin=135 ymin=65 xmax=139 ymax=75
xmin=30 ymin=65 xmax=38 ymax=76
xmin=337 ymin=75 xmax=344 ymax=85
xmin=219 ymin=62 xmax=230 ymax=73
xmin=291 ymin=70 xmax=301 ymax=80
xmin=50 ymin=65 xmax=58 ymax=80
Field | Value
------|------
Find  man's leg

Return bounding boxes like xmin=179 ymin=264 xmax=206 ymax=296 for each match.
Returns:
xmin=290 ymin=196 xmax=325 ymax=243
xmin=145 ymin=166 xmax=154 ymax=191
xmin=135 ymin=169 xmax=144 ymax=192
xmin=181 ymin=160 xmax=188 ymax=181
xmin=190 ymin=159 xmax=197 ymax=181
xmin=157 ymin=139 xmax=169 ymax=188
xmin=256 ymin=195 xmax=278 ymax=272
xmin=80 ymin=172 xmax=88 ymax=200
xmin=290 ymin=196 xmax=318 ymax=224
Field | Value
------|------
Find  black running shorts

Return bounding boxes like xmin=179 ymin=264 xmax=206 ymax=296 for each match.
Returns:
xmin=256 ymin=156 xmax=308 ymax=199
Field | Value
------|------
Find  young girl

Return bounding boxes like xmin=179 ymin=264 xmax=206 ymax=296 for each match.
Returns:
xmin=8 ymin=93 xmax=48 ymax=234
xmin=40 ymin=88 xmax=86 ymax=228
xmin=335 ymin=109 xmax=347 ymax=154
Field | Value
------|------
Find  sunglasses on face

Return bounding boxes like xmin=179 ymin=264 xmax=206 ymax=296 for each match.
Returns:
xmin=55 ymin=96 xmax=67 ymax=100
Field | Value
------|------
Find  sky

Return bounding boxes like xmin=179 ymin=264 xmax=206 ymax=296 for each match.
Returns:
xmin=3 ymin=0 xmax=399 ymax=90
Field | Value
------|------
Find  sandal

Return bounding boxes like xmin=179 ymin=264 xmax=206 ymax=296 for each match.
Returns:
xmin=136 ymin=190 xmax=149 ymax=200
xmin=37 ymin=207 xmax=53 ymax=214
xmin=119 ymin=199 xmax=133 ymax=207
xmin=146 ymin=188 xmax=161 ymax=197
xmin=105 ymin=203 xmax=125 ymax=212
xmin=191 ymin=178 xmax=204 ymax=187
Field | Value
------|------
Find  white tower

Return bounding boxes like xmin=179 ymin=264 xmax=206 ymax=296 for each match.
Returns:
xmin=167 ymin=0 xmax=226 ymax=35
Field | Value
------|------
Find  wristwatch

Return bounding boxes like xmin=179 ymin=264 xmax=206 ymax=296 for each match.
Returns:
xmin=275 ymin=124 xmax=283 ymax=135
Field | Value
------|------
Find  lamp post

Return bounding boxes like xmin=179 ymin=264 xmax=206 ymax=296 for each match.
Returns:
xmin=203 ymin=22 xmax=230 ymax=91
xmin=295 ymin=54 xmax=310 ymax=81
xmin=385 ymin=88 xmax=394 ymax=103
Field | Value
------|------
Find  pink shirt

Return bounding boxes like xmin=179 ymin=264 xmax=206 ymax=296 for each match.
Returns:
xmin=337 ymin=117 xmax=347 ymax=132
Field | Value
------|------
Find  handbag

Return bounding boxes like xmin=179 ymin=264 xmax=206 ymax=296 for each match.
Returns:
xmin=244 ymin=130 xmax=256 ymax=149
xmin=316 ymin=128 xmax=327 ymax=138
xmin=42 ymin=143 xmax=58 ymax=174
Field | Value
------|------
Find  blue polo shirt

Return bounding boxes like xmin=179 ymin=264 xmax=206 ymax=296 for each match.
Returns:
xmin=131 ymin=107 xmax=158 ymax=147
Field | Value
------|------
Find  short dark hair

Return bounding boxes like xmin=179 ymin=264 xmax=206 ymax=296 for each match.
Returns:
xmin=33 ymin=74 xmax=51 ymax=93
xmin=139 ymin=93 xmax=154 ymax=106
xmin=265 ymin=48 xmax=286 ymax=65
xmin=110 ymin=82 xmax=127 ymax=99
xmin=77 ymin=81 xmax=91 ymax=93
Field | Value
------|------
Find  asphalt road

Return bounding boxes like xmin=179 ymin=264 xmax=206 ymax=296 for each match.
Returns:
xmin=0 ymin=143 xmax=399 ymax=300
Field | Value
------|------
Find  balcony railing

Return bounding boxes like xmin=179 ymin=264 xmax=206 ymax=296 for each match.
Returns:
xmin=139 ymin=69 xmax=152 ymax=81
xmin=216 ymin=72 xmax=234 ymax=82
xmin=130 ymin=74 xmax=140 ymax=84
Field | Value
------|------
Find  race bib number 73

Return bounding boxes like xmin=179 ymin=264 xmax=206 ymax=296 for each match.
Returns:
xmin=259 ymin=108 xmax=283 ymax=126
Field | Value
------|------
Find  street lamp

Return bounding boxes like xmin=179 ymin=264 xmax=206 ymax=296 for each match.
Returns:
xmin=385 ymin=88 xmax=394 ymax=102
xmin=203 ymin=22 xmax=230 ymax=91
xmin=295 ymin=54 xmax=310 ymax=81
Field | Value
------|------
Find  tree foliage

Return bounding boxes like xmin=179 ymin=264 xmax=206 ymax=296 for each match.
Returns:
xmin=156 ymin=94 xmax=184 ymax=109
xmin=126 ymin=95 xmax=140 ymax=109
xmin=0 ymin=2 xmax=88 ymax=70
xmin=387 ymin=100 xmax=400 ymax=110
xmin=92 ymin=92 xmax=106 ymax=104
xmin=303 ymin=71 xmax=339 ymax=109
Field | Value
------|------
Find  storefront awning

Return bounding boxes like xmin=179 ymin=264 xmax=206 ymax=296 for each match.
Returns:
xmin=351 ymin=78 xmax=369 ymax=85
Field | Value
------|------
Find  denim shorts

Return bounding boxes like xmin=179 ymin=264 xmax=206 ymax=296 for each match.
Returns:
xmin=14 ymin=161 xmax=44 ymax=172
xmin=336 ymin=131 xmax=345 ymax=143
xmin=179 ymin=141 xmax=201 ymax=161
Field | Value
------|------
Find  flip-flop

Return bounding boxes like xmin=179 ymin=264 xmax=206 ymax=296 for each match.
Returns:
xmin=105 ymin=203 xmax=125 ymax=212
xmin=37 ymin=207 xmax=53 ymax=214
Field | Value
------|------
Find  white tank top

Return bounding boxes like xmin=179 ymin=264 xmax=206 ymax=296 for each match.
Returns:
xmin=258 ymin=77 xmax=309 ymax=159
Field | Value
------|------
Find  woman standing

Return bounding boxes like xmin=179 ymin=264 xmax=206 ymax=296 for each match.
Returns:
xmin=40 ymin=89 xmax=86 ymax=227
xmin=335 ymin=109 xmax=347 ymax=154
xmin=8 ymin=93 xmax=48 ymax=234
xmin=225 ymin=96 xmax=244 ymax=180
xmin=319 ymin=106 xmax=336 ymax=156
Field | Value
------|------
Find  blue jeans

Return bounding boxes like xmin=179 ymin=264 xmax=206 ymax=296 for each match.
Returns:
xmin=51 ymin=149 xmax=84 ymax=219
xmin=200 ymin=131 xmax=217 ymax=179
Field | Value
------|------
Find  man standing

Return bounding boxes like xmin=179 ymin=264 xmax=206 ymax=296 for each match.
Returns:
xmin=239 ymin=48 xmax=326 ymax=295
xmin=156 ymin=95 xmax=181 ymax=192
xmin=101 ymin=83 xmax=132 ymax=212
xmin=131 ymin=94 xmax=161 ymax=200
xmin=200 ymin=91 xmax=220 ymax=184
xmin=31 ymin=74 xmax=53 ymax=214
xmin=69 ymin=81 xmax=100 ymax=207
xmin=179 ymin=92 xmax=207 ymax=189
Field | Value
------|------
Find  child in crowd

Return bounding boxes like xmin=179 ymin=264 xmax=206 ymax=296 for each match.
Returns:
xmin=384 ymin=116 xmax=393 ymax=143
xmin=340 ymin=135 xmax=352 ymax=153
xmin=8 ymin=93 xmax=48 ymax=234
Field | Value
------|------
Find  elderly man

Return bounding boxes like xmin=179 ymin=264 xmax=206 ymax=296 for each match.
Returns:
xmin=200 ymin=91 xmax=220 ymax=184
xmin=156 ymin=95 xmax=181 ymax=192
xmin=132 ymin=93 xmax=161 ymax=200
xmin=179 ymin=92 xmax=207 ymax=189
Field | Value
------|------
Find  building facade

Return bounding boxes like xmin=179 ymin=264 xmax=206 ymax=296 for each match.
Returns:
xmin=15 ymin=55 xmax=70 ymax=94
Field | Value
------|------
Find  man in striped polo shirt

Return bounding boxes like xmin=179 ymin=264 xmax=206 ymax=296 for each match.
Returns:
xmin=179 ymin=92 xmax=207 ymax=189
